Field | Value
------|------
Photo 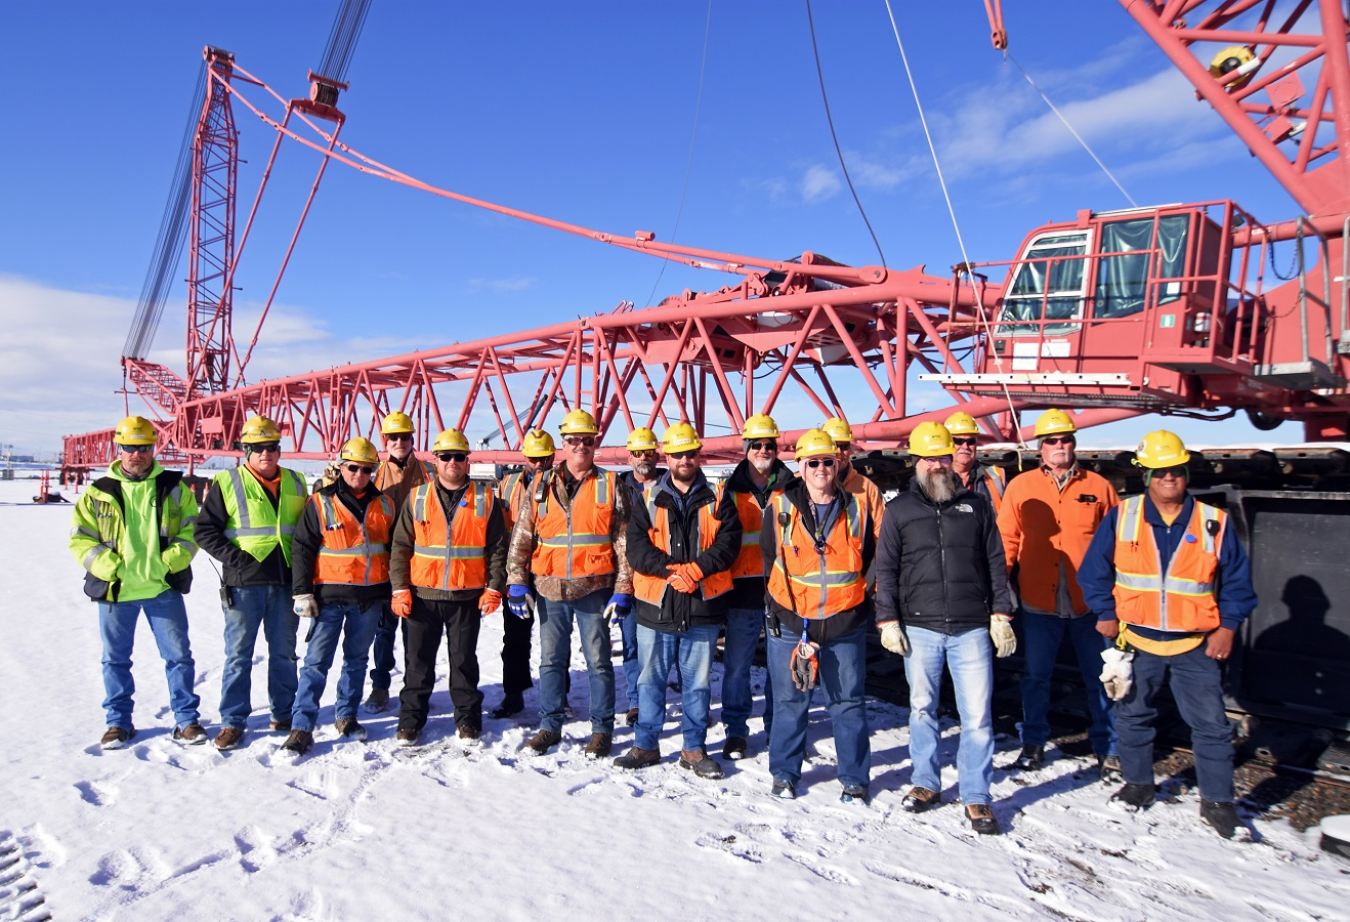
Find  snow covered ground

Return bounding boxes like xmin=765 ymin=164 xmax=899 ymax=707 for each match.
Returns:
xmin=2 ymin=477 xmax=1348 ymax=921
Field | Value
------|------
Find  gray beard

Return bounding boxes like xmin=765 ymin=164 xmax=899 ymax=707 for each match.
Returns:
xmin=917 ymin=466 xmax=957 ymax=504
xmin=751 ymin=456 xmax=773 ymax=475
xmin=633 ymin=460 xmax=655 ymax=478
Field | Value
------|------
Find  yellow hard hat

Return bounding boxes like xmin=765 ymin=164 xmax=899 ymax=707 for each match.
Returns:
xmin=908 ymin=421 xmax=956 ymax=458
xmin=240 ymin=415 xmax=283 ymax=444
xmin=1033 ymin=408 xmax=1077 ymax=438
xmin=339 ymin=437 xmax=379 ymax=465
xmin=522 ymin=429 xmax=556 ymax=458
xmin=626 ymin=427 xmax=658 ymax=452
xmin=741 ymin=413 xmax=780 ymax=439
xmin=113 ymin=415 xmax=157 ymax=446
xmin=662 ymin=422 xmax=702 ymax=453
xmin=794 ymin=428 xmax=838 ymax=460
xmin=381 ymin=411 xmax=414 ymax=435
xmin=1134 ymin=430 xmax=1191 ymax=469
xmin=944 ymin=411 xmax=979 ymax=437
xmin=821 ymin=417 xmax=853 ymax=444
xmin=430 ymin=428 xmax=471 ymax=453
xmin=559 ymin=408 xmax=599 ymax=435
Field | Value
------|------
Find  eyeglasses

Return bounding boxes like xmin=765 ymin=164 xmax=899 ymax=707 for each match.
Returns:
xmin=118 ymin=444 xmax=154 ymax=454
xmin=805 ymin=457 xmax=836 ymax=469
xmin=952 ymin=438 xmax=978 ymax=447
xmin=563 ymin=436 xmax=595 ymax=448
xmin=629 ymin=449 xmax=655 ymax=458
xmin=344 ymin=464 xmax=375 ymax=476
xmin=667 ymin=450 xmax=698 ymax=461
xmin=1042 ymin=436 xmax=1075 ymax=446
xmin=434 ymin=452 xmax=468 ymax=463
xmin=1153 ymin=466 xmax=1187 ymax=479
xmin=747 ymin=440 xmax=778 ymax=452
xmin=919 ymin=455 xmax=954 ymax=465
xmin=386 ymin=433 xmax=413 ymax=442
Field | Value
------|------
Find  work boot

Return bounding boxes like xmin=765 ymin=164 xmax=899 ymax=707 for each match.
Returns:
xmin=624 ymin=707 xmax=640 ymax=727
xmin=490 ymin=694 xmax=525 ymax=719
xmin=173 ymin=722 xmax=208 ymax=746
xmin=584 ymin=732 xmax=613 ymax=760
xmin=395 ymin=727 xmax=420 ymax=747
xmin=839 ymin=784 xmax=869 ymax=805
xmin=770 ymin=778 xmax=797 ymax=800
xmin=362 ymin=688 xmax=391 ymax=713
xmin=613 ymin=747 xmax=660 ymax=770
xmin=679 ymin=749 xmax=724 ymax=779
xmin=457 ymin=723 xmax=481 ymax=741
xmin=722 ymin=736 xmax=748 ymax=761
xmin=280 ymin=730 xmax=313 ymax=757
xmin=1011 ymin=744 xmax=1045 ymax=771
xmin=966 ymin=804 xmax=1001 ymax=835
xmin=900 ymin=786 xmax=940 ymax=813
xmin=1200 ymin=800 xmax=1240 ymax=839
xmin=526 ymin=728 xmax=562 ymax=755
xmin=269 ymin=718 xmax=292 ymax=733
xmin=335 ymin=718 xmax=367 ymax=742
xmin=214 ymin=727 xmax=245 ymax=751
xmin=100 ymin=726 xmax=136 ymax=750
xmin=1112 ymin=782 xmax=1157 ymax=811
xmin=1098 ymin=754 xmax=1123 ymax=784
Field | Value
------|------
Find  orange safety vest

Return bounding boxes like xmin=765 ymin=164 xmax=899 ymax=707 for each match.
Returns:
xmin=632 ymin=492 xmax=733 ymax=606
xmin=311 ymin=491 xmax=395 ymax=586
xmin=1112 ymin=495 xmax=1225 ymax=633
xmin=766 ymin=492 xmax=868 ymax=619
xmin=529 ymin=468 xmax=618 ymax=579
xmin=983 ymin=465 xmax=1007 ymax=516
xmin=409 ymin=481 xmax=494 ymax=591
xmin=498 ymin=471 xmax=530 ymax=532
xmin=723 ymin=485 xmax=783 ymax=580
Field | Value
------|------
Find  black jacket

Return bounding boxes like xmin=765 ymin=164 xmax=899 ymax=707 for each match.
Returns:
xmin=759 ymin=478 xmax=876 ymax=643
xmin=195 ymin=474 xmax=291 ymax=588
xmin=719 ymin=458 xmax=796 ymax=611
xmin=626 ymin=471 xmax=741 ymax=632
xmin=292 ymin=480 xmax=394 ymax=607
xmin=618 ymin=468 xmax=666 ymax=507
xmin=389 ymin=479 xmax=508 ymax=601
xmin=875 ymin=476 xmax=1010 ymax=634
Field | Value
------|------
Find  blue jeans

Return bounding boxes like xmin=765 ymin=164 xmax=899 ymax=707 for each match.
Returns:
xmin=98 ymin=590 xmax=200 ymax=730
xmin=620 ymin=609 xmax=640 ymax=707
xmin=722 ymin=607 xmax=773 ymax=739
xmin=767 ymin=626 xmax=870 ymax=789
xmin=218 ymin=584 xmax=299 ymax=728
xmin=906 ymin=626 xmax=995 ymax=806
xmin=368 ymin=607 xmax=401 ymax=691
xmin=634 ymin=624 xmax=718 ymax=752
xmin=537 ymin=590 xmax=615 ymax=734
xmin=292 ymin=600 xmax=383 ymax=732
xmin=1117 ymin=645 xmax=1234 ymax=802
xmin=1020 ymin=610 xmax=1118 ymax=756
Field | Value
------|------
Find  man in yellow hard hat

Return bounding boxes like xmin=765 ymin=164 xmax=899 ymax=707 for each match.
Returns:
xmin=717 ymin=412 xmax=793 ymax=760
xmin=69 ymin=416 xmax=204 ymax=750
xmin=614 ymin=426 xmax=666 ymax=724
xmin=195 ymin=415 xmax=309 ymax=751
xmin=998 ymin=408 xmax=1120 ymax=778
xmin=389 ymin=429 xmax=508 ymax=745
xmin=1078 ymin=431 xmax=1256 ymax=838
xmin=615 ymin=423 xmax=741 ymax=777
xmin=488 ymin=429 xmax=556 ymax=719
xmin=282 ymin=438 xmax=395 ymax=758
xmin=364 ymin=411 xmax=434 ymax=713
xmin=505 ymin=409 xmax=633 ymax=758
xmin=822 ymin=417 xmax=884 ymax=543
xmin=876 ymin=421 xmax=1012 ymax=834
xmin=760 ymin=429 xmax=876 ymax=803
xmin=944 ymin=411 xmax=1008 ymax=515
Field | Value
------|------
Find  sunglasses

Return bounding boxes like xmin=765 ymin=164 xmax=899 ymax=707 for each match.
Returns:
xmin=1042 ymin=436 xmax=1075 ymax=446
xmin=952 ymin=438 xmax=978 ymax=447
xmin=119 ymin=444 xmax=154 ymax=454
xmin=1153 ymin=466 xmax=1187 ymax=479
xmin=386 ymin=433 xmax=413 ymax=442
xmin=834 ymin=442 xmax=852 ymax=452
xmin=344 ymin=463 xmax=375 ymax=476
xmin=920 ymin=455 xmax=954 ymax=465
xmin=564 ymin=436 xmax=595 ymax=447
xmin=249 ymin=442 xmax=282 ymax=453
xmin=747 ymin=440 xmax=778 ymax=452
xmin=629 ymin=449 xmax=656 ymax=458
xmin=805 ymin=457 xmax=836 ymax=469
xmin=434 ymin=452 xmax=468 ymax=463
xmin=667 ymin=450 xmax=698 ymax=460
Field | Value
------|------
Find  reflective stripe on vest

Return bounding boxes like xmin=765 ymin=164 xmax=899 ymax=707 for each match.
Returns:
xmin=499 ymin=471 xmax=527 ymax=531
xmin=530 ymin=469 xmax=616 ymax=579
xmin=722 ymin=485 xmax=779 ymax=580
xmin=410 ymin=482 xmax=492 ymax=590
xmin=766 ymin=492 xmax=867 ymax=619
xmin=218 ymin=466 xmax=307 ymax=564
xmin=313 ymin=492 xmax=394 ymax=586
xmin=632 ymin=492 xmax=732 ymax=606
xmin=1112 ymin=495 xmax=1224 ymax=632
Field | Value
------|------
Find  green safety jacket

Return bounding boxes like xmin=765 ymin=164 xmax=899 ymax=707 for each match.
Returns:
xmin=211 ymin=466 xmax=308 ymax=565
xmin=69 ymin=460 xmax=199 ymax=603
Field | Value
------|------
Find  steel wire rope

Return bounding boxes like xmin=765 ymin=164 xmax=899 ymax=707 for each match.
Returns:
xmin=806 ymin=0 xmax=886 ymax=269
xmin=643 ymin=0 xmax=714 ymax=309
xmin=882 ymin=0 xmax=1027 ymax=448
xmin=317 ymin=0 xmax=372 ymax=83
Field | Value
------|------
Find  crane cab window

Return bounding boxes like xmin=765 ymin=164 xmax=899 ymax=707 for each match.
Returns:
xmin=998 ymin=231 xmax=1089 ymax=335
xmin=1095 ymin=215 xmax=1189 ymax=320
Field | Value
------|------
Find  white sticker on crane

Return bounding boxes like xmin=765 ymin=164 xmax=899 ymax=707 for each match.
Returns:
xmin=1012 ymin=342 xmax=1038 ymax=371
xmin=1041 ymin=341 xmax=1069 ymax=357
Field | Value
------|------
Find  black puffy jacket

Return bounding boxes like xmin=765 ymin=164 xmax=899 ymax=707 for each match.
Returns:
xmin=874 ymin=476 xmax=1010 ymax=634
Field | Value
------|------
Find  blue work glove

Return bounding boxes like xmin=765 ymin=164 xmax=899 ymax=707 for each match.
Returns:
xmin=506 ymin=584 xmax=535 ymax=620
xmin=603 ymin=593 xmax=632 ymax=625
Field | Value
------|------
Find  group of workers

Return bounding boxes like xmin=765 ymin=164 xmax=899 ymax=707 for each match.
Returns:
xmin=69 ymin=406 xmax=1256 ymax=838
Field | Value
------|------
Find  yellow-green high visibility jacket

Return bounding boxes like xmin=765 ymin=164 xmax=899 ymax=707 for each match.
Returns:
xmin=212 ymin=466 xmax=308 ymax=565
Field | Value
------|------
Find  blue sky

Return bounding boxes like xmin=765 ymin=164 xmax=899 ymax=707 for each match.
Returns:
xmin=0 ymin=1 xmax=1320 ymax=455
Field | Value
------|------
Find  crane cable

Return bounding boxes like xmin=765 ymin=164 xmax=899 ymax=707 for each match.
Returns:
xmin=882 ymin=0 xmax=1027 ymax=450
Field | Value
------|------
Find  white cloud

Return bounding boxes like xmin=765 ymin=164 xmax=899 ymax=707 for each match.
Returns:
xmin=801 ymin=164 xmax=843 ymax=203
xmin=466 ymin=276 xmax=538 ymax=293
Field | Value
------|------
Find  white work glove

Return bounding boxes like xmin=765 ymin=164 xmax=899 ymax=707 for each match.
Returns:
xmin=293 ymin=594 xmax=319 ymax=619
xmin=879 ymin=622 xmax=910 ymax=657
xmin=990 ymin=615 xmax=1016 ymax=658
xmin=1100 ymin=648 xmax=1135 ymax=701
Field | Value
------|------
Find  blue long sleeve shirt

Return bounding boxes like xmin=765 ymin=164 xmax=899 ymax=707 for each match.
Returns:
xmin=1078 ymin=493 xmax=1257 ymax=636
